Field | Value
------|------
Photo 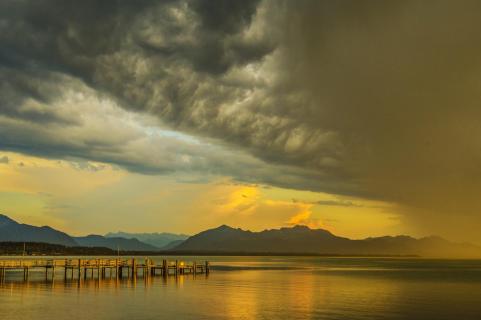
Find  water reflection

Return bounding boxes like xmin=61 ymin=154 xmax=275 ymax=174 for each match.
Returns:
xmin=1 ymin=258 xmax=481 ymax=320
xmin=0 ymin=272 xmax=208 ymax=292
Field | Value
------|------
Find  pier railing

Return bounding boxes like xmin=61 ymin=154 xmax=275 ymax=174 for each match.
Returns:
xmin=0 ymin=258 xmax=210 ymax=281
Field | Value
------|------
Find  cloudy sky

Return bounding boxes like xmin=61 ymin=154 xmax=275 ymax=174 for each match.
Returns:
xmin=1 ymin=0 xmax=480 ymax=242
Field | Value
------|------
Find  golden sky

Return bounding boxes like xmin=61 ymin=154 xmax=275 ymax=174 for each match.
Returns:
xmin=0 ymin=151 xmax=401 ymax=238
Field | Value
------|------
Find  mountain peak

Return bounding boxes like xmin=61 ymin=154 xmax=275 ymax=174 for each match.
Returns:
xmin=215 ymin=224 xmax=236 ymax=231
xmin=282 ymin=225 xmax=334 ymax=236
xmin=194 ymin=225 xmax=243 ymax=237
xmin=0 ymin=214 xmax=17 ymax=226
xmin=291 ymin=225 xmax=311 ymax=230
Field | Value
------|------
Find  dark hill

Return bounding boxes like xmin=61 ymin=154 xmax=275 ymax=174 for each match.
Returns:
xmin=0 ymin=214 xmax=78 ymax=246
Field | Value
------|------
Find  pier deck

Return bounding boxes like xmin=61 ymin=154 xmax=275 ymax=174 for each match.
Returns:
xmin=0 ymin=258 xmax=210 ymax=281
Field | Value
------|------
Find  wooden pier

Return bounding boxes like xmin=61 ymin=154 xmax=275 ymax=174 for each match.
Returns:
xmin=0 ymin=258 xmax=210 ymax=282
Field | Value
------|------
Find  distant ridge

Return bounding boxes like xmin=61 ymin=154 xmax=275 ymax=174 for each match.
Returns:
xmin=74 ymin=235 xmax=159 ymax=251
xmin=0 ymin=214 xmax=162 ymax=251
xmin=172 ymin=225 xmax=481 ymax=258
xmin=0 ymin=214 xmax=78 ymax=246
xmin=105 ymin=231 xmax=189 ymax=248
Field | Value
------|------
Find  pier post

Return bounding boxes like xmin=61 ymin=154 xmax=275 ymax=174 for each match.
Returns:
xmin=205 ymin=261 xmax=210 ymax=275
xmin=96 ymin=259 xmax=100 ymax=279
xmin=151 ymin=259 xmax=155 ymax=276
xmin=131 ymin=258 xmax=136 ymax=278
xmin=162 ymin=260 xmax=167 ymax=276
xmin=144 ymin=258 xmax=149 ymax=278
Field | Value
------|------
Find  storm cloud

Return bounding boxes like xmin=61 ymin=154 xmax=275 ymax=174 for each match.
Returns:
xmin=1 ymin=0 xmax=481 ymax=240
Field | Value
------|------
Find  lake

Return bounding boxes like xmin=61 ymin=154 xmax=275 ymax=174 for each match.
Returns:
xmin=1 ymin=256 xmax=481 ymax=319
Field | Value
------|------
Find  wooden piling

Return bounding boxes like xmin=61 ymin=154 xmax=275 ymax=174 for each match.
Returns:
xmin=131 ymin=258 xmax=136 ymax=278
xmin=162 ymin=260 xmax=167 ymax=276
xmin=23 ymin=267 xmax=29 ymax=280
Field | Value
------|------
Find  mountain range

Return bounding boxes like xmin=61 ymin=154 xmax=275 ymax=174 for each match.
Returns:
xmin=74 ymin=235 xmax=159 ymax=251
xmin=105 ymin=231 xmax=189 ymax=249
xmin=0 ymin=214 xmax=183 ymax=251
xmin=1 ymin=214 xmax=480 ymax=257
xmin=173 ymin=225 xmax=481 ymax=258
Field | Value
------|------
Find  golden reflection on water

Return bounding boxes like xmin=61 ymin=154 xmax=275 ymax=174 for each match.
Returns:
xmin=217 ymin=270 xmax=403 ymax=319
xmin=2 ymin=258 xmax=481 ymax=320
xmin=0 ymin=272 xmax=207 ymax=293
xmin=0 ymin=269 xmax=462 ymax=320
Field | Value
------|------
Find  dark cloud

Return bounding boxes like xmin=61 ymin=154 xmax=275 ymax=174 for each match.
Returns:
xmin=0 ymin=0 xmax=153 ymax=121
xmin=0 ymin=68 xmax=81 ymax=125
xmin=191 ymin=0 xmax=259 ymax=33
xmin=186 ymin=0 xmax=273 ymax=74
xmin=1 ymin=0 xmax=481 ymax=240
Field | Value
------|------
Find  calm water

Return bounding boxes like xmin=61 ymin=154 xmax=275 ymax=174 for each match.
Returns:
xmin=1 ymin=256 xmax=481 ymax=319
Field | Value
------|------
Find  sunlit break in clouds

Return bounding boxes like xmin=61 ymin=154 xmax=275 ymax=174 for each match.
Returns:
xmin=1 ymin=0 xmax=481 ymax=243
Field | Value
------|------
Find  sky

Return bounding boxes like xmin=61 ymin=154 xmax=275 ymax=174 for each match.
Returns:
xmin=0 ymin=0 xmax=480 ymax=242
